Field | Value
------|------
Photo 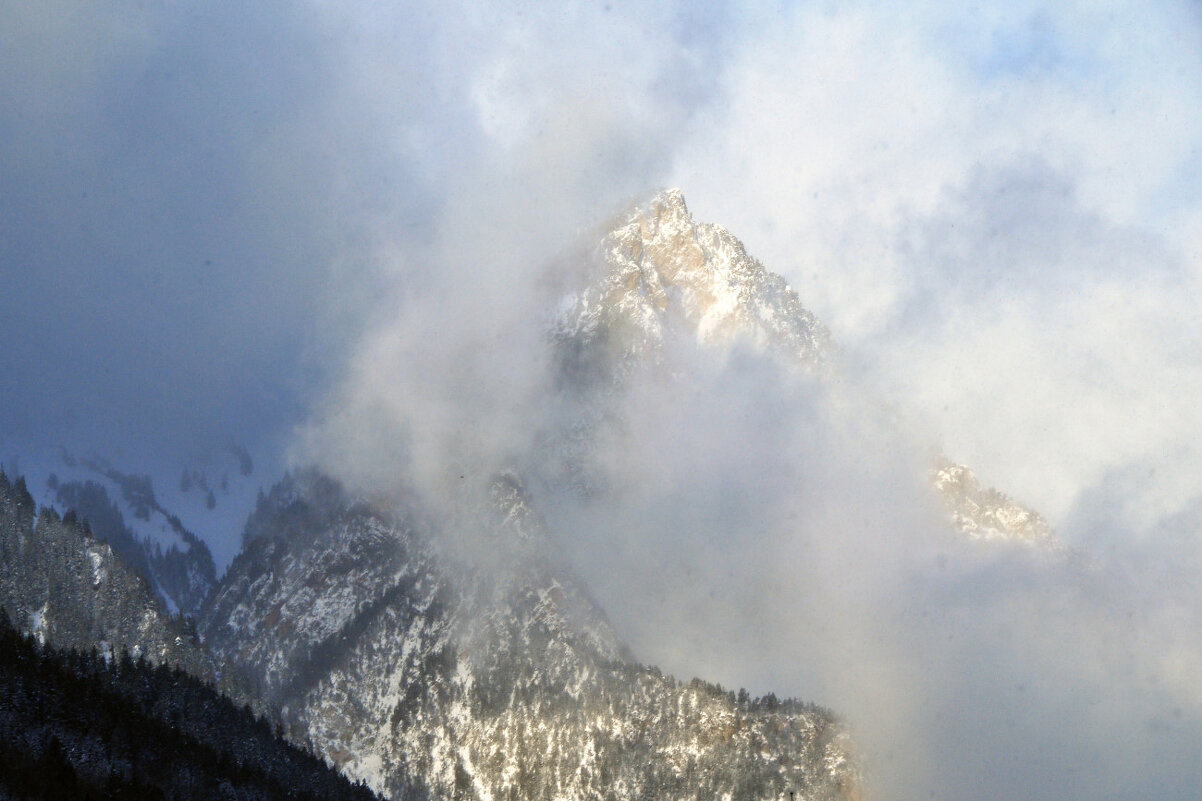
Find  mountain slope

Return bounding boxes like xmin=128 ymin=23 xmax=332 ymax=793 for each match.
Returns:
xmin=200 ymin=471 xmax=858 ymax=801
xmin=0 ymin=469 xmax=214 ymax=679
xmin=33 ymin=451 xmax=221 ymax=616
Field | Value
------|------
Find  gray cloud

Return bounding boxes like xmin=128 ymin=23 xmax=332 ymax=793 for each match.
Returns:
xmin=0 ymin=1 xmax=404 ymax=467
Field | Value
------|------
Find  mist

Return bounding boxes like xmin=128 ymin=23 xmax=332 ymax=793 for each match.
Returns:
xmin=5 ymin=2 xmax=1202 ymax=800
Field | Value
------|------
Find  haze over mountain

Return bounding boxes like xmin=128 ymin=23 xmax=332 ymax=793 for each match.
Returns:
xmin=4 ymin=3 xmax=1202 ymax=800
xmin=0 ymin=190 xmax=1062 ymax=801
xmin=294 ymin=188 xmax=1202 ymax=801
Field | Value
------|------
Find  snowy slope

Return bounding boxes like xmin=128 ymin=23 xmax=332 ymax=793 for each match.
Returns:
xmin=10 ymin=446 xmax=262 ymax=615
xmin=0 ymin=469 xmax=217 ymax=680
xmin=201 ymin=471 xmax=858 ymax=801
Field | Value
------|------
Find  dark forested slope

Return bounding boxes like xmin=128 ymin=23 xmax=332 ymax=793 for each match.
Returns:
xmin=0 ymin=610 xmax=380 ymax=801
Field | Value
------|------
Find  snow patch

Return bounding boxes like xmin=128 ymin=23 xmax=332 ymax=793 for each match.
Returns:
xmin=29 ymin=603 xmax=48 ymax=646
xmin=87 ymin=546 xmax=106 ymax=588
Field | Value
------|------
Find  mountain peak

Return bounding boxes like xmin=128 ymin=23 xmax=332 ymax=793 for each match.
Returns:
xmin=555 ymin=187 xmax=830 ymax=376
xmin=647 ymin=186 xmax=689 ymax=219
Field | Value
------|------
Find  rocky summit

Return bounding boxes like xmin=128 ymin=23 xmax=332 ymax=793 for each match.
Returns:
xmin=555 ymin=189 xmax=830 ymax=382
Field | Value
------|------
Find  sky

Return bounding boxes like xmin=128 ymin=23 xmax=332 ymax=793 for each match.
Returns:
xmin=4 ymin=2 xmax=1202 ymax=799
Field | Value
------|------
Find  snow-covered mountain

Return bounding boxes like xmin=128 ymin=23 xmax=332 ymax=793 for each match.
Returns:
xmin=200 ymin=470 xmax=857 ymax=801
xmin=10 ymin=445 xmax=263 ymax=615
xmin=194 ymin=189 xmax=1079 ymax=801
xmin=0 ymin=188 xmax=1071 ymax=801
xmin=554 ymin=188 xmax=830 ymax=383
xmin=0 ymin=469 xmax=215 ymax=680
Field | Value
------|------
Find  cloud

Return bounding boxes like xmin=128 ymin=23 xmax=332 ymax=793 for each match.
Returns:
xmin=290 ymin=0 xmax=743 ymax=503
xmin=0 ymin=0 xmax=734 ymax=469
xmin=0 ymin=1 xmax=394 ymax=468
xmin=668 ymin=0 xmax=1202 ymax=527
xmin=537 ymin=326 xmax=1202 ymax=801
xmin=612 ymin=4 xmax=1202 ymax=798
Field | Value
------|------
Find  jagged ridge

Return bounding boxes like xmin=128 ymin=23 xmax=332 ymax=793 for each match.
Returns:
xmin=200 ymin=471 xmax=858 ymax=801
xmin=555 ymin=189 xmax=830 ymax=383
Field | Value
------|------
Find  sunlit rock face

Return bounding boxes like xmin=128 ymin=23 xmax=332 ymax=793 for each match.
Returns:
xmin=200 ymin=470 xmax=859 ymax=801
xmin=932 ymin=461 xmax=1060 ymax=547
xmin=546 ymin=190 xmax=834 ymax=499
xmin=556 ymin=189 xmax=830 ymax=378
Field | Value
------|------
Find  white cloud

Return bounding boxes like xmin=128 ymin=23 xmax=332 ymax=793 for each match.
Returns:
xmin=670 ymin=0 xmax=1202 ymax=529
